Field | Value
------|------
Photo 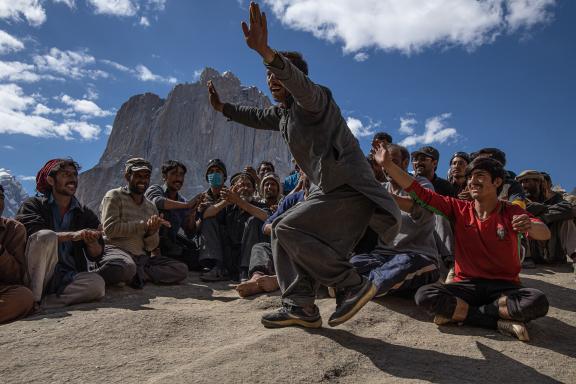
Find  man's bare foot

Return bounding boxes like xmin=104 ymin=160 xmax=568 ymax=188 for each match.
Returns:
xmin=257 ymin=275 xmax=279 ymax=293
xmin=235 ymin=272 xmax=266 ymax=298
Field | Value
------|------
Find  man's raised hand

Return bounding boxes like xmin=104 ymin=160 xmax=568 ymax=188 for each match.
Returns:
xmin=207 ymin=81 xmax=224 ymax=112
xmin=374 ymin=143 xmax=393 ymax=170
xmin=241 ymin=2 xmax=275 ymax=63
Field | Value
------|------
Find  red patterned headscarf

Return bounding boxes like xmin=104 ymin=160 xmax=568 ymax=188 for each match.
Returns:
xmin=36 ymin=159 xmax=63 ymax=195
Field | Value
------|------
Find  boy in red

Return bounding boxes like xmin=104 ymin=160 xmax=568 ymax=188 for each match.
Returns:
xmin=376 ymin=145 xmax=550 ymax=341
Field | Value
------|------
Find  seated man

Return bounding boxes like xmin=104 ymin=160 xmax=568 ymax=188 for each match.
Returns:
xmin=15 ymin=159 xmax=121 ymax=308
xmin=199 ymin=171 xmax=270 ymax=282
xmin=145 ymin=160 xmax=203 ymax=270
xmin=0 ymin=184 xmax=34 ymax=323
xmin=448 ymin=152 xmax=470 ymax=198
xmin=259 ymin=172 xmax=282 ymax=212
xmin=377 ymin=145 xmax=550 ymax=341
xmin=470 ymin=148 xmax=526 ymax=207
xmin=351 ymin=144 xmax=440 ymax=298
xmin=236 ymin=174 xmax=310 ymax=297
xmin=517 ymin=170 xmax=576 ymax=265
xmin=100 ymin=158 xmax=188 ymax=289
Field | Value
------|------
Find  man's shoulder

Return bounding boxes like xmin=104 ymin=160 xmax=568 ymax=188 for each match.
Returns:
xmin=103 ymin=187 xmax=125 ymax=199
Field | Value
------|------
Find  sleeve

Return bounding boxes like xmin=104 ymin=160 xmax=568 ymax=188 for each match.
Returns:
xmin=143 ymin=204 xmax=160 ymax=252
xmin=538 ymin=200 xmax=575 ymax=224
xmin=222 ymin=104 xmax=281 ymax=131
xmin=265 ymin=53 xmax=328 ymax=115
xmin=144 ymin=184 xmax=167 ymax=210
xmin=0 ymin=220 xmax=27 ymax=284
xmin=405 ymin=179 xmax=458 ymax=220
xmin=15 ymin=198 xmax=51 ymax=236
xmin=81 ymin=208 xmax=105 ymax=260
xmin=101 ymin=194 xmax=147 ymax=239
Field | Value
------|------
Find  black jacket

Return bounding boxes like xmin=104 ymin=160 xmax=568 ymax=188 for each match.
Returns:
xmin=16 ymin=196 xmax=103 ymax=292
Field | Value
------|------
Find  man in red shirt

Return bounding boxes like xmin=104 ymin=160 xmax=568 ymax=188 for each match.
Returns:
xmin=375 ymin=144 xmax=550 ymax=341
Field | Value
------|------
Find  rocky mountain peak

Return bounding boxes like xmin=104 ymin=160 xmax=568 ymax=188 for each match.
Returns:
xmin=77 ymin=68 xmax=291 ymax=213
xmin=0 ymin=168 xmax=29 ymax=218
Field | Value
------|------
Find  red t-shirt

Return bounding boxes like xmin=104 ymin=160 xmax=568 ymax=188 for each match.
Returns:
xmin=405 ymin=180 xmax=541 ymax=284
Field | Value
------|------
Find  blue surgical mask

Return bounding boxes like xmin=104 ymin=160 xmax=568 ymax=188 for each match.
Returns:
xmin=207 ymin=172 xmax=223 ymax=188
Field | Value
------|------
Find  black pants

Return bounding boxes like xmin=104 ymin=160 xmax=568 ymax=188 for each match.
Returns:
xmin=415 ymin=279 xmax=549 ymax=329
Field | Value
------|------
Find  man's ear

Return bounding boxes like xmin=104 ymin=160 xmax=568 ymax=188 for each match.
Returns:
xmin=46 ymin=175 xmax=55 ymax=187
xmin=494 ymin=176 xmax=503 ymax=189
xmin=124 ymin=172 xmax=131 ymax=183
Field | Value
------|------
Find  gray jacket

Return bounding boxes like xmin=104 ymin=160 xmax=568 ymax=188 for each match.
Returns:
xmin=222 ymin=54 xmax=400 ymax=243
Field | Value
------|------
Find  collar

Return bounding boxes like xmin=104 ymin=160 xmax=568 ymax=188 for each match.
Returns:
xmin=48 ymin=193 xmax=82 ymax=212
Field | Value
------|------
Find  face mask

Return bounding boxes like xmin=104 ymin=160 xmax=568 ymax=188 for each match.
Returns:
xmin=207 ymin=172 xmax=223 ymax=188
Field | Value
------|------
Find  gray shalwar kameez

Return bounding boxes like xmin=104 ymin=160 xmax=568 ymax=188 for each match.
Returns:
xmin=222 ymin=54 xmax=401 ymax=306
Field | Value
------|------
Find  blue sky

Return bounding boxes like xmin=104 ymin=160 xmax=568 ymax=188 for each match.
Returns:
xmin=0 ymin=0 xmax=574 ymax=195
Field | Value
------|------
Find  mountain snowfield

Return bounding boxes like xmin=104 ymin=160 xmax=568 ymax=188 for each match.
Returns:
xmin=0 ymin=168 xmax=29 ymax=217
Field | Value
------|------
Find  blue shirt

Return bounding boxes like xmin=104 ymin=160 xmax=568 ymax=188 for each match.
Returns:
xmin=144 ymin=184 xmax=192 ymax=239
xmin=263 ymin=190 xmax=305 ymax=234
xmin=49 ymin=195 xmax=81 ymax=264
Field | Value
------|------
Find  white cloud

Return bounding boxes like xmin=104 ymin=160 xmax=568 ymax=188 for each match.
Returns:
xmin=105 ymin=124 xmax=113 ymax=134
xmin=2 ymin=145 xmax=15 ymax=150
xmin=0 ymin=0 xmax=46 ymax=26
xmin=0 ymin=60 xmax=42 ymax=82
xmin=353 ymin=52 xmax=369 ymax=62
xmin=144 ymin=0 xmax=166 ymax=11
xmin=346 ymin=116 xmax=380 ymax=138
xmin=399 ymin=115 xmax=417 ymax=135
xmin=87 ymin=0 xmax=138 ymax=17
xmin=32 ymin=103 xmax=53 ymax=115
xmin=0 ymin=30 xmax=25 ymax=54
xmin=398 ymin=113 xmax=458 ymax=147
xmin=101 ymin=59 xmax=131 ymax=72
xmin=17 ymin=175 xmax=36 ymax=181
xmin=83 ymin=86 xmax=99 ymax=100
xmin=60 ymin=94 xmax=113 ymax=117
xmin=0 ymin=83 xmax=101 ymax=140
xmin=264 ymin=0 xmax=556 ymax=55
xmin=135 ymin=64 xmax=177 ymax=83
xmin=33 ymin=47 xmax=108 ymax=80
xmin=53 ymin=0 xmax=76 ymax=8
xmin=139 ymin=16 xmax=150 ymax=26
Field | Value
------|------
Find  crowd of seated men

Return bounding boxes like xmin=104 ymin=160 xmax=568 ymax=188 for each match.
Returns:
xmin=1 ymin=135 xmax=574 ymax=341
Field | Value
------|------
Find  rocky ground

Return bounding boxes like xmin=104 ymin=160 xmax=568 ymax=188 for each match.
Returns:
xmin=1 ymin=265 xmax=574 ymax=384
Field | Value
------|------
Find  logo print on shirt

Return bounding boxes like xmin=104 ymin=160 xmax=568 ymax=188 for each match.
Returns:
xmin=497 ymin=223 xmax=506 ymax=240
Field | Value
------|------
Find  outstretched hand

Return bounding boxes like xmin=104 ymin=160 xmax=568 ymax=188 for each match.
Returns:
xmin=373 ymin=142 xmax=393 ymax=170
xmin=241 ymin=2 xmax=275 ymax=63
xmin=207 ymin=80 xmax=224 ymax=112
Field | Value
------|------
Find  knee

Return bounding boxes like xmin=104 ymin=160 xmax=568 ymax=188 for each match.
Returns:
xmin=173 ymin=262 xmax=189 ymax=283
xmin=414 ymin=284 xmax=439 ymax=309
xmin=27 ymin=230 xmax=58 ymax=255
xmin=13 ymin=286 xmax=35 ymax=314
xmin=102 ymin=261 xmax=136 ymax=285
xmin=517 ymin=288 xmax=549 ymax=320
xmin=86 ymin=274 xmax=106 ymax=300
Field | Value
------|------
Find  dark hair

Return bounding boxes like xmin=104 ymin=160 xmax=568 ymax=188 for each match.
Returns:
xmin=540 ymin=172 xmax=552 ymax=184
xmin=372 ymin=132 xmax=393 ymax=144
xmin=161 ymin=160 xmax=187 ymax=176
xmin=471 ymin=148 xmax=507 ymax=167
xmin=0 ymin=184 xmax=4 ymax=193
xmin=466 ymin=157 xmax=506 ymax=195
xmin=388 ymin=143 xmax=410 ymax=163
xmin=48 ymin=159 xmax=81 ymax=177
xmin=258 ymin=160 xmax=275 ymax=173
xmin=279 ymin=51 xmax=308 ymax=75
xmin=450 ymin=151 xmax=470 ymax=165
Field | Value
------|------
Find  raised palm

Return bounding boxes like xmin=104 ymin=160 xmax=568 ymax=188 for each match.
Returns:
xmin=241 ymin=2 xmax=272 ymax=60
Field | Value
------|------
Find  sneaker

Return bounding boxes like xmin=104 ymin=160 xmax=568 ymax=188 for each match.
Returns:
xmin=433 ymin=314 xmax=454 ymax=326
xmin=200 ymin=267 xmax=228 ymax=282
xmin=261 ymin=304 xmax=322 ymax=329
xmin=328 ymin=277 xmax=377 ymax=327
xmin=497 ymin=319 xmax=530 ymax=342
